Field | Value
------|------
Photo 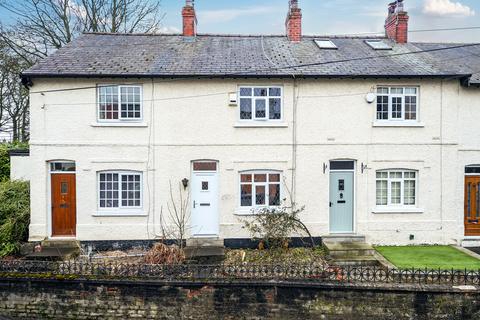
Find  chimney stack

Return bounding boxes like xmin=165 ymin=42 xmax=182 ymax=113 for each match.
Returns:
xmin=286 ymin=0 xmax=302 ymax=42
xmin=385 ymin=0 xmax=409 ymax=43
xmin=182 ymin=0 xmax=197 ymax=38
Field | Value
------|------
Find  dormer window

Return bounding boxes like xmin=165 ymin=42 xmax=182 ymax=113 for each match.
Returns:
xmin=98 ymin=85 xmax=142 ymax=121
xmin=315 ymin=39 xmax=338 ymax=50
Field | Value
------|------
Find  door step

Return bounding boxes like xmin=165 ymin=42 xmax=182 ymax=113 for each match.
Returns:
xmin=185 ymin=237 xmax=225 ymax=264
xmin=323 ymin=234 xmax=366 ymax=243
xmin=25 ymin=240 xmax=80 ymax=260
xmin=324 ymin=237 xmax=381 ymax=267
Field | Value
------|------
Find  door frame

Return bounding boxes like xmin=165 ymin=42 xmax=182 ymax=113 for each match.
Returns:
xmin=47 ymin=161 xmax=77 ymax=239
xmin=190 ymin=160 xmax=220 ymax=238
xmin=464 ymin=165 xmax=480 ymax=237
xmin=328 ymin=160 xmax=356 ymax=234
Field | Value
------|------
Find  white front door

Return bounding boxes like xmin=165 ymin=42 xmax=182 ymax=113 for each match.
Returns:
xmin=191 ymin=168 xmax=219 ymax=237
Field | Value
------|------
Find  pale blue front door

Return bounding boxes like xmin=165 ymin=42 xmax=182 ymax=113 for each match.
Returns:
xmin=329 ymin=171 xmax=354 ymax=233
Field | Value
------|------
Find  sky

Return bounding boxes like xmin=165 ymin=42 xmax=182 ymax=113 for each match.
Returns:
xmin=0 ymin=0 xmax=479 ymax=43
xmin=158 ymin=0 xmax=480 ymax=42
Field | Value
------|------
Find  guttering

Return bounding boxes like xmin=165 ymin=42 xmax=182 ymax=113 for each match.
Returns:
xmin=20 ymin=72 xmax=474 ymax=86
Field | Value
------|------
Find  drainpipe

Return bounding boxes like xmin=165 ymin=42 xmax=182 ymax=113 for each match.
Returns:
xmin=292 ymin=77 xmax=298 ymax=207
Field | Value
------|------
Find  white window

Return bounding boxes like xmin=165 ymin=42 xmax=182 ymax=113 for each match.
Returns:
xmin=376 ymin=86 xmax=418 ymax=121
xmin=365 ymin=40 xmax=392 ymax=50
xmin=98 ymin=171 xmax=142 ymax=209
xmin=240 ymin=171 xmax=281 ymax=208
xmin=98 ymin=85 xmax=142 ymax=121
xmin=239 ymin=87 xmax=282 ymax=121
xmin=376 ymin=170 xmax=417 ymax=207
xmin=315 ymin=39 xmax=338 ymax=50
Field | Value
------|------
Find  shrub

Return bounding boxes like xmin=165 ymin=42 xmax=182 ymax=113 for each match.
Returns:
xmin=242 ymin=205 xmax=314 ymax=250
xmin=0 ymin=180 xmax=30 ymax=257
xmin=143 ymin=243 xmax=185 ymax=265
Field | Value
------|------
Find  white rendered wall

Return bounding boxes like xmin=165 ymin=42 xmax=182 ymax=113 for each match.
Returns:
xmin=10 ymin=156 xmax=30 ymax=181
xmin=27 ymin=77 xmax=479 ymax=245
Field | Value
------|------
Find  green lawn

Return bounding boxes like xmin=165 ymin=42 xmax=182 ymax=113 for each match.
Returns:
xmin=375 ymin=245 xmax=480 ymax=270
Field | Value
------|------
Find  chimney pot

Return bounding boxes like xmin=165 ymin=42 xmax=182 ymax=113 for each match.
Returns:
xmin=182 ymin=0 xmax=197 ymax=38
xmin=385 ymin=0 xmax=409 ymax=43
xmin=286 ymin=0 xmax=302 ymax=42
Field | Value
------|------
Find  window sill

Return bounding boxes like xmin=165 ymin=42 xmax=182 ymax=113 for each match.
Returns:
xmin=372 ymin=121 xmax=425 ymax=128
xmin=93 ymin=210 xmax=146 ymax=217
xmin=234 ymin=122 xmax=288 ymax=128
xmin=372 ymin=207 xmax=424 ymax=214
xmin=91 ymin=122 xmax=148 ymax=128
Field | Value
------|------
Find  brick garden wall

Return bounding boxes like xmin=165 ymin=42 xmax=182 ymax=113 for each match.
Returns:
xmin=0 ymin=279 xmax=479 ymax=319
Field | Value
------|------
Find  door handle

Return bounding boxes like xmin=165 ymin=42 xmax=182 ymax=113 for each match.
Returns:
xmin=329 ymin=202 xmax=332 ymax=207
xmin=193 ymin=200 xmax=196 ymax=208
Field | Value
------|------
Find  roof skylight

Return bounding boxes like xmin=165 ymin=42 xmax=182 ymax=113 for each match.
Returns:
xmin=365 ymin=40 xmax=392 ymax=50
xmin=315 ymin=39 xmax=338 ymax=50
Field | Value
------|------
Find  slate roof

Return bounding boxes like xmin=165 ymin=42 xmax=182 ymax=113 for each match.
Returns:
xmin=22 ymin=33 xmax=480 ymax=85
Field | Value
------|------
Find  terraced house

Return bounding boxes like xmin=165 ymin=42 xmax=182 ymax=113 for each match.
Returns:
xmin=14 ymin=0 xmax=480 ymax=248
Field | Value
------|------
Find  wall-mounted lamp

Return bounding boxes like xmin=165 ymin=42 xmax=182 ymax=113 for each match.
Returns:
xmin=182 ymin=178 xmax=189 ymax=190
xmin=361 ymin=163 xmax=368 ymax=173
xmin=323 ymin=163 xmax=328 ymax=174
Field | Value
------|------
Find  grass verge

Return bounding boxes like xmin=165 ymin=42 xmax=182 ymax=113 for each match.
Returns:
xmin=375 ymin=245 xmax=480 ymax=270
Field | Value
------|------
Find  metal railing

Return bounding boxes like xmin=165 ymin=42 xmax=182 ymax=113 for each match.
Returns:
xmin=0 ymin=260 xmax=479 ymax=285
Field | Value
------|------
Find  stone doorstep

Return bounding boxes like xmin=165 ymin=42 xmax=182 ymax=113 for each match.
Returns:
xmin=186 ymin=238 xmax=224 ymax=247
xmin=41 ymin=239 xmax=80 ymax=249
xmin=330 ymin=256 xmax=380 ymax=267
xmin=184 ymin=246 xmax=225 ymax=259
xmin=322 ymin=234 xmax=366 ymax=242
xmin=26 ymin=247 xmax=79 ymax=260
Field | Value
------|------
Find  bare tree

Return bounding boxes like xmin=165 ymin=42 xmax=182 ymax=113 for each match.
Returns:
xmin=0 ymin=0 xmax=164 ymax=139
xmin=0 ymin=0 xmax=164 ymax=61
xmin=166 ymin=181 xmax=190 ymax=250
xmin=78 ymin=0 xmax=165 ymax=34
xmin=0 ymin=41 xmax=29 ymax=141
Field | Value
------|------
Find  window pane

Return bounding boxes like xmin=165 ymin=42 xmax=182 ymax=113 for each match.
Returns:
xmin=240 ymin=98 xmax=252 ymax=119
xmin=255 ymin=99 xmax=266 ymax=118
xmin=404 ymin=180 xmax=416 ymax=205
xmin=269 ymin=88 xmax=281 ymax=96
xmin=269 ymin=184 xmax=280 ymax=206
xmin=390 ymin=172 xmax=402 ymax=179
xmin=377 ymin=87 xmax=389 ymax=94
xmin=376 ymin=96 xmax=389 ymax=120
xmin=376 ymin=180 xmax=388 ymax=205
xmin=269 ymin=174 xmax=280 ymax=182
xmin=99 ymin=172 xmax=119 ymax=208
xmin=99 ymin=86 xmax=119 ymax=120
xmin=391 ymin=181 xmax=401 ymax=204
xmin=255 ymin=185 xmax=266 ymax=205
xmin=391 ymin=97 xmax=402 ymax=119
xmin=241 ymin=184 xmax=252 ymax=207
xmin=239 ymin=87 xmax=252 ymax=96
xmin=254 ymin=174 xmax=267 ymax=182
xmin=269 ymin=98 xmax=281 ymax=120
xmin=376 ymin=172 xmax=388 ymax=179
xmin=254 ymin=88 xmax=268 ymax=97
xmin=120 ymin=86 xmax=141 ymax=119
xmin=405 ymin=96 xmax=417 ymax=120
xmin=405 ymin=87 xmax=417 ymax=94
xmin=120 ymin=174 xmax=141 ymax=207
xmin=391 ymin=88 xmax=403 ymax=94
xmin=241 ymin=174 xmax=252 ymax=183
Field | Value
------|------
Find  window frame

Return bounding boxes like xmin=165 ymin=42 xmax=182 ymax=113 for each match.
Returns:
xmin=97 ymin=171 xmax=143 ymax=211
xmin=97 ymin=84 xmax=143 ymax=122
xmin=238 ymin=170 xmax=282 ymax=211
xmin=375 ymin=86 xmax=419 ymax=122
xmin=375 ymin=169 xmax=418 ymax=207
xmin=238 ymin=86 xmax=283 ymax=122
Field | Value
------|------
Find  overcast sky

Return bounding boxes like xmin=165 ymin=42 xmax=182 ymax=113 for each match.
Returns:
xmin=0 ymin=0 xmax=479 ymax=43
xmin=159 ymin=0 xmax=480 ymax=43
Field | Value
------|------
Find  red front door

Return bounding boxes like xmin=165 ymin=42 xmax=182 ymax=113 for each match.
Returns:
xmin=465 ymin=176 xmax=480 ymax=236
xmin=51 ymin=174 xmax=77 ymax=237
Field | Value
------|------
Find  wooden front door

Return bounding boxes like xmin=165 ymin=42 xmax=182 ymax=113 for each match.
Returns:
xmin=51 ymin=174 xmax=76 ymax=237
xmin=465 ymin=176 xmax=480 ymax=236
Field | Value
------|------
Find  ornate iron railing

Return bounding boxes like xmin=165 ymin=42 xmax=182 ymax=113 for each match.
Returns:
xmin=0 ymin=260 xmax=479 ymax=285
